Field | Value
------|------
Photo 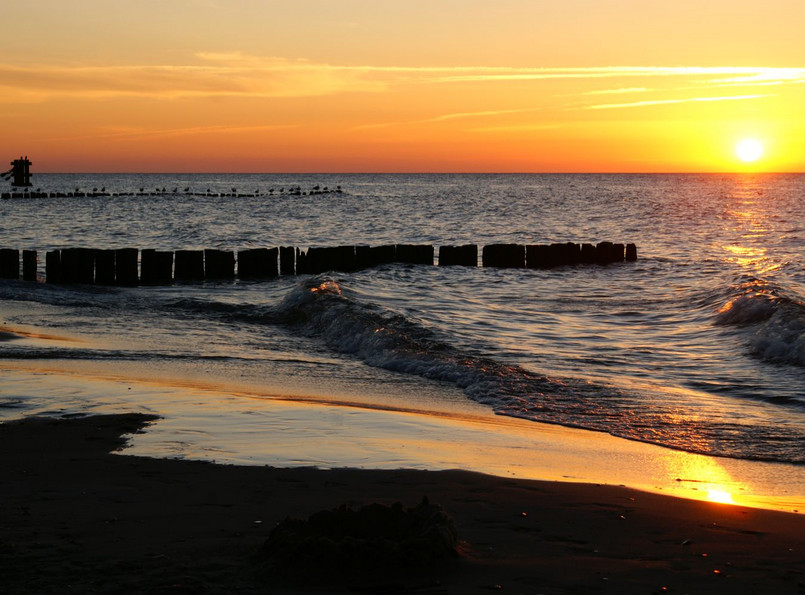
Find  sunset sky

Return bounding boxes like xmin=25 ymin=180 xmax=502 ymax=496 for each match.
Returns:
xmin=2 ymin=0 xmax=804 ymax=173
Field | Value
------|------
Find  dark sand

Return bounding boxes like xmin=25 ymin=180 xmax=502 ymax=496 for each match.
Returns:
xmin=1 ymin=413 xmax=803 ymax=594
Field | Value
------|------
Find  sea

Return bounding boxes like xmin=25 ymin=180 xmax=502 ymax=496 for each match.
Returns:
xmin=1 ymin=173 xmax=803 ymax=507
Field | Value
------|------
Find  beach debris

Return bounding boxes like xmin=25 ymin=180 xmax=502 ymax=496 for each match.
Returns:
xmin=259 ymin=497 xmax=458 ymax=584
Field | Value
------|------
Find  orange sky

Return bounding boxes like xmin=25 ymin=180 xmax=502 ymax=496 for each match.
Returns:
xmin=2 ymin=0 xmax=804 ymax=172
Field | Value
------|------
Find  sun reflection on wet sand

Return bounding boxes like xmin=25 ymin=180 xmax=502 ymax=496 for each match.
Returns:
xmin=653 ymin=449 xmax=747 ymax=507
xmin=707 ymin=489 xmax=735 ymax=504
xmin=1 ymin=362 xmax=803 ymax=514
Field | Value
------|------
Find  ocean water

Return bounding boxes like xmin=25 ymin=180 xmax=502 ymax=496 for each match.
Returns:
xmin=1 ymin=173 xmax=803 ymax=472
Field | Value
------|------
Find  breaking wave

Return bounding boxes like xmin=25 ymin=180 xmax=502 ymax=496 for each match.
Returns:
xmin=716 ymin=280 xmax=805 ymax=367
xmin=270 ymin=276 xmax=805 ymax=464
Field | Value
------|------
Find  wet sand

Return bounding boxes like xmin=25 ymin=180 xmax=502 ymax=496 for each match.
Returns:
xmin=1 ymin=413 xmax=803 ymax=594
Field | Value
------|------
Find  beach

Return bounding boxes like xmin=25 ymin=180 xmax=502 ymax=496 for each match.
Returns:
xmin=2 ymin=412 xmax=803 ymax=594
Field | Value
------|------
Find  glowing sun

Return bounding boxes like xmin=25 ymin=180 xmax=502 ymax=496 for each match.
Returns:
xmin=735 ymin=138 xmax=764 ymax=163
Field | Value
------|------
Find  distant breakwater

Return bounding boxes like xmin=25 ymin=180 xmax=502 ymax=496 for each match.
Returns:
xmin=0 ymin=242 xmax=636 ymax=285
xmin=1 ymin=185 xmax=343 ymax=200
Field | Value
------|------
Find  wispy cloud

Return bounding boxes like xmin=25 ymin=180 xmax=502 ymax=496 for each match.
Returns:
xmin=582 ymin=87 xmax=650 ymax=95
xmin=0 ymin=57 xmax=802 ymax=103
xmin=354 ymin=108 xmax=541 ymax=130
xmin=587 ymin=94 xmax=774 ymax=110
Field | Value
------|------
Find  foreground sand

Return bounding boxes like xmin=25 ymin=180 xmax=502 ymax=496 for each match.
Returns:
xmin=1 ymin=414 xmax=803 ymax=594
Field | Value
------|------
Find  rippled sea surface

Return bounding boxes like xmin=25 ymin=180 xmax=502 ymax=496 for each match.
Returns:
xmin=1 ymin=173 xmax=803 ymax=465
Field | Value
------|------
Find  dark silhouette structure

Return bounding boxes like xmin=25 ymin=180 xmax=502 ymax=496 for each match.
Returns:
xmin=1 ymin=156 xmax=33 ymax=187
xmin=0 ymin=242 xmax=640 ymax=285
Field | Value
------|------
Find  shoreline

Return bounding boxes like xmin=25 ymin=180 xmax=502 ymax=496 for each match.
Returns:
xmin=2 ymin=362 xmax=805 ymax=515
xmin=2 ymin=412 xmax=804 ymax=594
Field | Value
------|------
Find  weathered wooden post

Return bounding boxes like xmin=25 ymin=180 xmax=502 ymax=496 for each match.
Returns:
xmin=334 ymin=245 xmax=357 ymax=272
xmin=280 ymin=246 xmax=295 ymax=275
xmin=483 ymin=244 xmax=525 ymax=268
xmin=439 ymin=244 xmax=477 ymax=266
xmin=559 ymin=242 xmax=581 ymax=266
xmin=237 ymin=247 xmax=278 ymax=279
xmin=45 ymin=250 xmax=61 ymax=283
xmin=370 ymin=245 xmax=396 ymax=268
xmin=0 ymin=248 xmax=19 ymax=279
xmin=60 ymin=248 xmax=95 ymax=284
xmin=301 ymin=247 xmax=324 ymax=274
xmin=141 ymin=249 xmax=173 ymax=284
xmin=174 ymin=250 xmax=204 ymax=281
xmin=22 ymin=250 xmax=37 ymax=281
xmin=115 ymin=248 xmax=139 ymax=285
xmin=580 ymin=243 xmax=596 ymax=264
xmin=94 ymin=249 xmax=116 ymax=285
xmin=295 ymin=248 xmax=308 ymax=275
xmin=204 ymin=249 xmax=235 ymax=280
xmin=396 ymin=244 xmax=434 ymax=265
xmin=625 ymin=243 xmax=637 ymax=261
xmin=525 ymin=244 xmax=547 ymax=269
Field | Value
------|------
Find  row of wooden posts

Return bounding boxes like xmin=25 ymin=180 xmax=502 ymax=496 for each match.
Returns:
xmin=0 ymin=242 xmax=637 ymax=285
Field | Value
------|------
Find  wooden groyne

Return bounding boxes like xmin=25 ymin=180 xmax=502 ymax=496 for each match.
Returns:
xmin=0 ymin=242 xmax=637 ymax=285
xmin=1 ymin=186 xmax=344 ymax=200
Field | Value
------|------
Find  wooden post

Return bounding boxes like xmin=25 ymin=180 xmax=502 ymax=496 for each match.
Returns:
xmin=334 ymin=245 xmax=357 ymax=272
xmin=238 ymin=247 xmax=278 ymax=279
xmin=115 ymin=248 xmax=139 ymax=285
xmin=141 ymin=249 xmax=173 ymax=284
xmin=595 ymin=242 xmax=614 ymax=265
xmin=94 ymin=249 xmax=116 ymax=285
xmin=580 ymin=243 xmax=596 ymax=264
xmin=60 ymin=248 xmax=95 ymax=284
xmin=396 ymin=244 xmax=434 ymax=265
xmin=439 ymin=244 xmax=477 ymax=266
xmin=279 ymin=246 xmax=295 ymax=275
xmin=46 ymin=250 xmax=61 ymax=283
xmin=295 ymin=248 xmax=308 ymax=275
xmin=0 ymin=248 xmax=19 ymax=279
xmin=22 ymin=250 xmax=37 ymax=281
xmin=204 ymin=249 xmax=235 ymax=280
xmin=174 ymin=250 xmax=204 ymax=281
xmin=370 ymin=245 xmax=396 ymax=267
xmin=625 ymin=243 xmax=637 ymax=261
xmin=482 ymin=244 xmax=524 ymax=268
